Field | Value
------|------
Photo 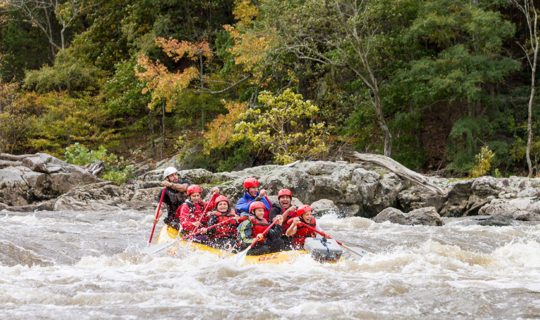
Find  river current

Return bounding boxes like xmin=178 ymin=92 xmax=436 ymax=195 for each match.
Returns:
xmin=0 ymin=209 xmax=539 ymax=319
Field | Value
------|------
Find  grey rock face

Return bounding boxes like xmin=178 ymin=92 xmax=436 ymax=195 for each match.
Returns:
xmin=373 ymin=206 xmax=443 ymax=226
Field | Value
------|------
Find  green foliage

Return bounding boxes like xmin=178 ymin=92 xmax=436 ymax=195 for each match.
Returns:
xmin=64 ymin=143 xmax=135 ymax=184
xmin=447 ymin=116 xmax=492 ymax=174
xmin=24 ymin=50 xmax=104 ymax=93
xmin=470 ymin=146 xmax=495 ymax=177
xmin=233 ymin=89 xmax=331 ymax=164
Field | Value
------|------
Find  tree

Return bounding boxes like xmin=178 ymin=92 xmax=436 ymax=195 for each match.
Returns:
xmin=5 ymin=0 xmax=86 ymax=59
xmin=136 ymin=36 xmax=213 ymax=158
xmin=511 ymin=0 xmax=538 ymax=177
xmin=257 ymin=0 xmax=393 ymax=156
xmin=233 ymin=89 xmax=330 ymax=164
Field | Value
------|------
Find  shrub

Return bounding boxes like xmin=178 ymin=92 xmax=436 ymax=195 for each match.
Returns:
xmin=470 ymin=146 xmax=495 ymax=178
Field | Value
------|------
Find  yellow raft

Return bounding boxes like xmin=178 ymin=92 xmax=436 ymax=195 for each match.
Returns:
xmin=154 ymin=225 xmax=308 ymax=265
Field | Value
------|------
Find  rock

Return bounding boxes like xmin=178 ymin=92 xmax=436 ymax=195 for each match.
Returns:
xmin=0 ymin=153 xmax=100 ymax=209
xmin=53 ymin=182 xmax=133 ymax=211
xmin=373 ymin=207 xmax=408 ymax=224
xmin=310 ymin=199 xmax=339 ymax=216
xmin=440 ymin=180 xmax=472 ymax=217
xmin=478 ymin=198 xmax=540 ymax=221
xmin=406 ymin=207 xmax=443 ymax=226
xmin=398 ymin=186 xmax=445 ymax=212
xmin=373 ymin=206 xmax=443 ymax=226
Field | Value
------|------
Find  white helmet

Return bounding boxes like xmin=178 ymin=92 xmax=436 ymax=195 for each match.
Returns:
xmin=163 ymin=167 xmax=178 ymax=179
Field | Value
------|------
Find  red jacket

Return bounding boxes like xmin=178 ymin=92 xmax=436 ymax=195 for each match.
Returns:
xmin=208 ymin=211 xmax=239 ymax=238
xmin=288 ymin=217 xmax=317 ymax=248
xmin=176 ymin=200 xmax=208 ymax=233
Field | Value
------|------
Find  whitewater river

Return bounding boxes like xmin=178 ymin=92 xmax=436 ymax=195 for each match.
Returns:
xmin=1 ymin=209 xmax=539 ymax=319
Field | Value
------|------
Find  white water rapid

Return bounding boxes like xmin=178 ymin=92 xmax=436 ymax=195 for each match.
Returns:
xmin=1 ymin=209 xmax=539 ymax=319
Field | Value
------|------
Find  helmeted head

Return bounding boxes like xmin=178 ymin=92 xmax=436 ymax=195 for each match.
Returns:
xmin=297 ymin=204 xmax=314 ymax=223
xmin=243 ymin=177 xmax=260 ymax=197
xmin=249 ymin=201 xmax=266 ymax=219
xmin=186 ymin=185 xmax=203 ymax=202
xmin=277 ymin=188 xmax=293 ymax=208
xmin=215 ymin=195 xmax=230 ymax=213
xmin=163 ymin=167 xmax=178 ymax=180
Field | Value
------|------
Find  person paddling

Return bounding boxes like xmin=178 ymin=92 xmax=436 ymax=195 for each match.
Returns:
xmin=285 ymin=204 xmax=320 ymax=249
xmin=237 ymin=201 xmax=284 ymax=255
xmin=159 ymin=167 xmax=189 ymax=231
xmin=269 ymin=188 xmax=297 ymax=249
xmin=206 ymin=195 xmax=242 ymax=250
xmin=176 ymin=185 xmax=218 ymax=243
xmin=236 ymin=178 xmax=272 ymax=220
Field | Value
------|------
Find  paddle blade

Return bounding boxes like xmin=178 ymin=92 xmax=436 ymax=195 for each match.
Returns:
xmin=142 ymin=240 xmax=177 ymax=255
xmin=235 ymin=247 xmax=250 ymax=265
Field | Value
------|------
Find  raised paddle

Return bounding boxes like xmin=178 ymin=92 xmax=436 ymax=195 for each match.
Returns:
xmin=235 ymin=218 xmax=279 ymax=265
xmin=297 ymin=221 xmax=369 ymax=258
xmin=147 ymin=187 xmax=166 ymax=246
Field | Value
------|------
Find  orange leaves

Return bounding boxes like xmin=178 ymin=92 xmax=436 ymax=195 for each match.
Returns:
xmin=155 ymin=37 xmax=213 ymax=63
xmin=135 ymin=37 xmax=212 ymax=111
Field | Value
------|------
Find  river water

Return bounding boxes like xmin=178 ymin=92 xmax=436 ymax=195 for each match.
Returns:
xmin=1 ymin=209 xmax=539 ymax=319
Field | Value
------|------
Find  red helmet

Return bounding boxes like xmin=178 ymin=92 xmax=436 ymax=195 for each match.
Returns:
xmin=186 ymin=185 xmax=203 ymax=196
xmin=249 ymin=201 xmax=266 ymax=213
xmin=243 ymin=177 xmax=260 ymax=189
xmin=297 ymin=204 xmax=313 ymax=216
xmin=215 ymin=195 xmax=230 ymax=206
xmin=277 ymin=188 xmax=292 ymax=199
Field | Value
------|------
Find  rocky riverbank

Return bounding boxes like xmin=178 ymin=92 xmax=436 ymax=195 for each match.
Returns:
xmin=2 ymin=152 xmax=540 ymax=226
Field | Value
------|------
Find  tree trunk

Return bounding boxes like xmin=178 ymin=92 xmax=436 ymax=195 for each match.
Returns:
xmin=373 ymin=89 xmax=392 ymax=157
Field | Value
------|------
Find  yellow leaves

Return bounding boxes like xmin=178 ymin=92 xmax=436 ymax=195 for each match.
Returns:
xmin=136 ymin=37 xmax=212 ymax=111
xmin=232 ymin=89 xmax=331 ymax=164
xmin=203 ymin=101 xmax=248 ymax=154
xmin=233 ymin=0 xmax=258 ymax=27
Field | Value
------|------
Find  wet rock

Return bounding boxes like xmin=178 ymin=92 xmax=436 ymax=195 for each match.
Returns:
xmin=54 ymin=182 xmax=133 ymax=211
xmin=310 ymin=199 xmax=339 ymax=216
xmin=373 ymin=206 xmax=443 ymax=226
xmin=0 ymin=153 xmax=99 ymax=209
xmin=398 ymin=186 xmax=445 ymax=212
xmin=479 ymin=198 xmax=540 ymax=221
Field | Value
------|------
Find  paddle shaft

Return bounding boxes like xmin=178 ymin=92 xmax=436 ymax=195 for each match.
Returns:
xmin=186 ymin=215 xmax=247 ymax=239
xmin=297 ymin=221 xmax=368 ymax=257
xmin=246 ymin=218 xmax=279 ymax=251
xmin=147 ymin=187 xmax=167 ymax=246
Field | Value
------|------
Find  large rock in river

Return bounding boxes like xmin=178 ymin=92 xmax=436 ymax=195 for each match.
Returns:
xmin=0 ymin=153 xmax=99 ymax=208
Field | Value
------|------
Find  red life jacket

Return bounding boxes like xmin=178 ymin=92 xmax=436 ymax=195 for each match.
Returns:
xmin=211 ymin=211 xmax=239 ymax=238
xmin=176 ymin=200 xmax=207 ymax=233
xmin=289 ymin=217 xmax=317 ymax=248
xmin=249 ymin=216 xmax=269 ymax=239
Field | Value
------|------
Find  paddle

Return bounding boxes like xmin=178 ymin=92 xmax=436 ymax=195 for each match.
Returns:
xmin=297 ymin=221 xmax=369 ymax=258
xmin=235 ymin=218 xmax=279 ymax=265
xmin=144 ymin=216 xmax=248 ymax=255
xmin=147 ymin=187 xmax=166 ymax=246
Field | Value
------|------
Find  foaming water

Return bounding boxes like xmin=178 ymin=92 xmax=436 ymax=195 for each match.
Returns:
xmin=0 ymin=209 xmax=539 ymax=319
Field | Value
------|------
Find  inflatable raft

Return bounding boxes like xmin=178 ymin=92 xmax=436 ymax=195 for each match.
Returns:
xmin=152 ymin=225 xmax=343 ymax=264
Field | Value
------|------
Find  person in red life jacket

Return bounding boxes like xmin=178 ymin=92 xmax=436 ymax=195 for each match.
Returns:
xmin=235 ymin=178 xmax=272 ymax=220
xmin=237 ymin=201 xmax=284 ymax=255
xmin=285 ymin=204 xmax=320 ymax=249
xmin=158 ymin=167 xmax=190 ymax=231
xmin=206 ymin=195 xmax=244 ymax=250
xmin=176 ymin=185 xmax=219 ymax=243
xmin=269 ymin=188 xmax=298 ymax=249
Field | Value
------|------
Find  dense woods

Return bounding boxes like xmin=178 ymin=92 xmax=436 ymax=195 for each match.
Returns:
xmin=1 ymin=0 xmax=539 ymax=178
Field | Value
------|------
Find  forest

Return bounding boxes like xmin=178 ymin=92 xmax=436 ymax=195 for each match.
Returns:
xmin=0 ymin=0 xmax=539 ymax=181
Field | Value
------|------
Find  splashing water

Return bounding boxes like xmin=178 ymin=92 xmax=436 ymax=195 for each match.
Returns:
xmin=0 ymin=209 xmax=539 ymax=319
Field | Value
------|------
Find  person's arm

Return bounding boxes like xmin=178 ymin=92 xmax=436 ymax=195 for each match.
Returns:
xmin=236 ymin=196 xmax=251 ymax=213
xmin=285 ymin=218 xmax=300 ymax=237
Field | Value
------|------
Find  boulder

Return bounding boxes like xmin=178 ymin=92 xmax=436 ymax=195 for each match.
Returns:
xmin=310 ymin=199 xmax=339 ymax=216
xmin=0 ymin=153 xmax=99 ymax=208
xmin=373 ymin=206 xmax=443 ymax=226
